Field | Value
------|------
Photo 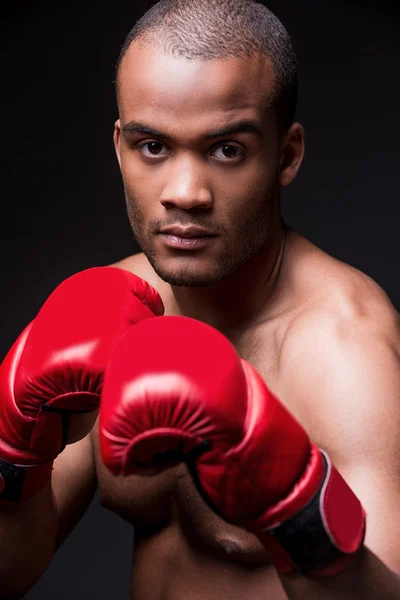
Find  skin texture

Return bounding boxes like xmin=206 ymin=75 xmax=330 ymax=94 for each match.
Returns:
xmin=114 ymin=43 xmax=303 ymax=292
xmin=33 ymin=40 xmax=400 ymax=600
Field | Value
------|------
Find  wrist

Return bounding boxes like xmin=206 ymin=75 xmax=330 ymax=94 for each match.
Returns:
xmin=255 ymin=449 xmax=366 ymax=575
xmin=0 ymin=456 xmax=53 ymax=502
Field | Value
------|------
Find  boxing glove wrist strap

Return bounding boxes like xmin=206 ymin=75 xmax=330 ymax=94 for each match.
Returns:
xmin=0 ymin=457 xmax=53 ymax=502
xmin=258 ymin=450 xmax=366 ymax=576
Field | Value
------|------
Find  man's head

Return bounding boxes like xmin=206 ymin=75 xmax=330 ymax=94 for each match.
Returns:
xmin=114 ymin=0 xmax=304 ymax=287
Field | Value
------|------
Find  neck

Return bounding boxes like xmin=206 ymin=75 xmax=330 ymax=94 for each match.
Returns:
xmin=165 ymin=221 xmax=287 ymax=337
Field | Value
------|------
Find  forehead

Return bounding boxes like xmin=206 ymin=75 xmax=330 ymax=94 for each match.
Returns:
xmin=117 ymin=42 xmax=275 ymax=130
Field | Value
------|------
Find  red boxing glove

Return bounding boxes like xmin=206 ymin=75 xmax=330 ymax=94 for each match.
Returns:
xmin=100 ymin=315 xmax=366 ymax=575
xmin=0 ymin=267 xmax=163 ymax=502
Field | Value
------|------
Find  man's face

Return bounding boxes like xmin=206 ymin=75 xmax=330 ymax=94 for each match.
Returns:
xmin=115 ymin=43 xmax=283 ymax=287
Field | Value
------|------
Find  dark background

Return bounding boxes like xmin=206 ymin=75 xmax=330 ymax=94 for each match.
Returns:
xmin=1 ymin=0 xmax=399 ymax=598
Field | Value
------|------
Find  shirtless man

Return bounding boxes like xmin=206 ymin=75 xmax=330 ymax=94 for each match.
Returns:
xmin=1 ymin=1 xmax=400 ymax=599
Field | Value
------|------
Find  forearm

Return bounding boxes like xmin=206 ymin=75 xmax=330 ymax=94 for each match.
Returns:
xmin=279 ymin=547 xmax=400 ymax=600
xmin=0 ymin=483 xmax=58 ymax=600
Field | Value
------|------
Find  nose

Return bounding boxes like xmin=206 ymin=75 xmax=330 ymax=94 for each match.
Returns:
xmin=159 ymin=158 xmax=213 ymax=211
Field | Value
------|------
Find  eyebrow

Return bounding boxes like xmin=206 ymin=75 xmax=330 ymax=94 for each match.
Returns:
xmin=121 ymin=119 xmax=264 ymax=141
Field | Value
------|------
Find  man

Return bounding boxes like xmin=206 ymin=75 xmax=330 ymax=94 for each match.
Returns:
xmin=1 ymin=1 xmax=400 ymax=599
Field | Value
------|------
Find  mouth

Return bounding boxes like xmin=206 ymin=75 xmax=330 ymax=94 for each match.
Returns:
xmin=159 ymin=233 xmax=217 ymax=250
xmin=158 ymin=226 xmax=218 ymax=250
xmin=159 ymin=225 xmax=217 ymax=238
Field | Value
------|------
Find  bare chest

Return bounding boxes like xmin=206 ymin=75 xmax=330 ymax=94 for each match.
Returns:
xmin=92 ymin=428 xmax=271 ymax=565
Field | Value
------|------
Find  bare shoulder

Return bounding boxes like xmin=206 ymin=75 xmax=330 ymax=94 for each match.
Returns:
xmin=282 ymin=234 xmax=399 ymax=349
xmin=281 ymin=248 xmax=400 ymax=382
xmin=277 ymin=249 xmax=400 ymax=459
xmin=294 ymin=270 xmax=397 ymax=347
xmin=109 ymin=252 xmax=164 ymax=294
xmin=109 ymin=252 xmax=147 ymax=274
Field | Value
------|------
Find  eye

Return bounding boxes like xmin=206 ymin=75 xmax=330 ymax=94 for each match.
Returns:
xmin=211 ymin=144 xmax=244 ymax=161
xmin=136 ymin=141 xmax=245 ymax=162
xmin=138 ymin=141 xmax=170 ymax=158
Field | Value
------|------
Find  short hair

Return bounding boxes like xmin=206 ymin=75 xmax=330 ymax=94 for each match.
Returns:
xmin=115 ymin=0 xmax=298 ymax=131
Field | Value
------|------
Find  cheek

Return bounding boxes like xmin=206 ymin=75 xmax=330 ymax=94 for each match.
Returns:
xmin=120 ymin=160 xmax=160 ymax=216
xmin=226 ymin=152 xmax=278 ymax=196
xmin=119 ymin=147 xmax=157 ymax=189
xmin=120 ymin=152 xmax=144 ymax=189
xmin=219 ymin=162 xmax=278 ymax=216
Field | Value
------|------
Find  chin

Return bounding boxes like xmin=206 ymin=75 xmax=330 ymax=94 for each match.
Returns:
xmin=151 ymin=258 xmax=229 ymax=288
xmin=140 ymin=238 xmax=241 ymax=287
xmin=156 ymin=268 xmax=222 ymax=288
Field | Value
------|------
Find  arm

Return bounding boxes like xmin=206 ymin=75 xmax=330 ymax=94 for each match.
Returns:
xmin=0 ymin=433 xmax=96 ymax=600
xmin=98 ymin=310 xmax=400 ymax=597
xmin=278 ymin=310 xmax=400 ymax=599
xmin=0 ymin=266 xmax=163 ymax=599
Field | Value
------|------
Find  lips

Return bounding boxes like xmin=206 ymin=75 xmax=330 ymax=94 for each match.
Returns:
xmin=159 ymin=226 xmax=217 ymax=239
xmin=158 ymin=226 xmax=218 ymax=251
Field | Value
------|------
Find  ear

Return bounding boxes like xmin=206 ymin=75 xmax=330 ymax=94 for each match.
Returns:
xmin=279 ymin=122 xmax=305 ymax=187
xmin=113 ymin=119 xmax=122 ymax=168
